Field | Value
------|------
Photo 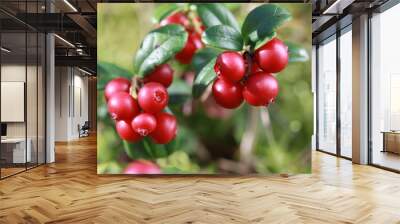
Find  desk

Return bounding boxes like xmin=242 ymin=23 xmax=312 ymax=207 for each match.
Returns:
xmin=1 ymin=138 xmax=31 ymax=163
xmin=382 ymin=131 xmax=400 ymax=154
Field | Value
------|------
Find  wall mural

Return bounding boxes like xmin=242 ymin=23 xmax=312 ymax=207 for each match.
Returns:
xmin=97 ymin=3 xmax=312 ymax=175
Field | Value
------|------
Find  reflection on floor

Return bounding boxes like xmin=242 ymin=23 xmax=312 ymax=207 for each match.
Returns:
xmin=373 ymin=150 xmax=400 ymax=171
xmin=0 ymin=136 xmax=400 ymax=223
xmin=0 ymin=163 xmax=42 ymax=178
xmin=0 ymin=167 xmax=25 ymax=177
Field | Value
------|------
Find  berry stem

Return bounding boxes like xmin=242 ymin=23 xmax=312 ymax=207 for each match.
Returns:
xmin=187 ymin=8 xmax=202 ymax=34
xmin=243 ymin=51 xmax=253 ymax=78
xmin=130 ymin=76 xmax=143 ymax=99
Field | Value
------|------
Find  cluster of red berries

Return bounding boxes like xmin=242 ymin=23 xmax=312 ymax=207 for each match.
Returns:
xmin=160 ymin=11 xmax=203 ymax=64
xmin=105 ymin=64 xmax=177 ymax=144
xmin=212 ymin=38 xmax=289 ymax=109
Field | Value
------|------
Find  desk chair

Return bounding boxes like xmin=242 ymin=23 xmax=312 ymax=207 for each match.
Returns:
xmin=78 ymin=121 xmax=90 ymax=138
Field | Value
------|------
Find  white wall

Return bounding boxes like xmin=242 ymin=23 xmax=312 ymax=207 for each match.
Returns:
xmin=1 ymin=63 xmax=46 ymax=164
xmin=54 ymin=67 xmax=68 ymax=141
xmin=54 ymin=67 xmax=89 ymax=141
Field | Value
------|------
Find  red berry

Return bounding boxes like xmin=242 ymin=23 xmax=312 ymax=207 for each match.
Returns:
xmin=160 ymin=12 xmax=190 ymax=29
xmin=149 ymin=113 xmax=177 ymax=144
xmin=124 ymin=160 xmax=161 ymax=174
xmin=214 ymin=51 xmax=246 ymax=83
xmin=107 ymin=92 xmax=139 ymax=120
xmin=255 ymin=38 xmax=288 ymax=73
xmin=104 ymin=77 xmax=131 ymax=101
xmin=138 ymin=82 xmax=168 ymax=114
xmin=116 ymin=120 xmax=142 ymax=142
xmin=242 ymin=87 xmax=264 ymax=106
xmin=243 ymin=72 xmax=279 ymax=106
xmin=175 ymin=31 xmax=203 ymax=64
xmin=212 ymin=78 xmax=243 ymax=109
xmin=131 ymin=113 xmax=157 ymax=136
xmin=144 ymin=64 xmax=174 ymax=88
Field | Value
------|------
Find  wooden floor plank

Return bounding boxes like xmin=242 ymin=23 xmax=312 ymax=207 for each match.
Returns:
xmin=1 ymin=135 xmax=400 ymax=223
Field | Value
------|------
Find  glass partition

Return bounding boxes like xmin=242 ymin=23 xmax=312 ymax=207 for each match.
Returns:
xmin=317 ymin=36 xmax=337 ymax=154
xmin=38 ymin=32 xmax=45 ymax=165
xmin=1 ymin=30 xmax=28 ymax=177
xmin=339 ymin=27 xmax=352 ymax=158
xmin=27 ymin=30 xmax=38 ymax=169
xmin=0 ymin=1 xmax=46 ymax=179
xmin=370 ymin=4 xmax=400 ymax=171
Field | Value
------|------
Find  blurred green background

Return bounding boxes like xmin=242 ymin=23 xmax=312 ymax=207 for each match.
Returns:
xmin=97 ymin=3 xmax=312 ymax=174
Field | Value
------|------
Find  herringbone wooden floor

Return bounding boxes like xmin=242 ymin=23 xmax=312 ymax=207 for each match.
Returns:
xmin=1 ymin=135 xmax=400 ymax=224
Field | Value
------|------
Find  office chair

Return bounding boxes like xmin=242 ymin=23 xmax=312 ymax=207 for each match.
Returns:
xmin=79 ymin=121 xmax=90 ymax=138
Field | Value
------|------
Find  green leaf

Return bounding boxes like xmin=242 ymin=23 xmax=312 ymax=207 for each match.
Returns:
xmin=285 ymin=41 xmax=309 ymax=62
xmin=97 ymin=62 xmax=132 ymax=90
xmin=168 ymin=79 xmax=191 ymax=105
xmin=192 ymin=57 xmax=217 ymax=98
xmin=97 ymin=162 xmax=124 ymax=174
xmin=123 ymin=139 xmax=171 ymax=159
xmin=156 ymin=151 xmax=200 ymax=173
xmin=223 ymin=3 xmax=241 ymax=11
xmin=152 ymin=3 xmax=180 ymax=23
xmin=202 ymin=25 xmax=243 ymax=51
xmin=241 ymin=4 xmax=291 ymax=44
xmin=191 ymin=48 xmax=221 ymax=75
xmin=161 ymin=167 xmax=183 ymax=174
xmin=195 ymin=3 xmax=240 ymax=31
xmin=144 ymin=138 xmax=172 ymax=158
xmin=123 ymin=141 xmax=150 ymax=160
xmin=134 ymin=24 xmax=188 ymax=77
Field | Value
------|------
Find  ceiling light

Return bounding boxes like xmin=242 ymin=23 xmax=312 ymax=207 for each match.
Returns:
xmin=63 ymin=0 xmax=78 ymax=12
xmin=1 ymin=47 xmax=11 ymax=53
xmin=78 ymin=67 xmax=93 ymax=76
xmin=54 ymin=34 xmax=75 ymax=48
xmin=322 ymin=0 xmax=355 ymax=15
xmin=322 ymin=0 xmax=342 ymax=14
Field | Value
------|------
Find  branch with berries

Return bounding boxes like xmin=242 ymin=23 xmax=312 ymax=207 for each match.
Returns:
xmin=99 ymin=3 xmax=309 ymax=174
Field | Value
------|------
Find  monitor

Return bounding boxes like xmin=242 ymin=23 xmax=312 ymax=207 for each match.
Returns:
xmin=1 ymin=123 xmax=7 ymax=137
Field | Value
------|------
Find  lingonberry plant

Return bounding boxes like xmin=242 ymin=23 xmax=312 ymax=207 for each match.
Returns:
xmin=99 ymin=3 xmax=309 ymax=174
